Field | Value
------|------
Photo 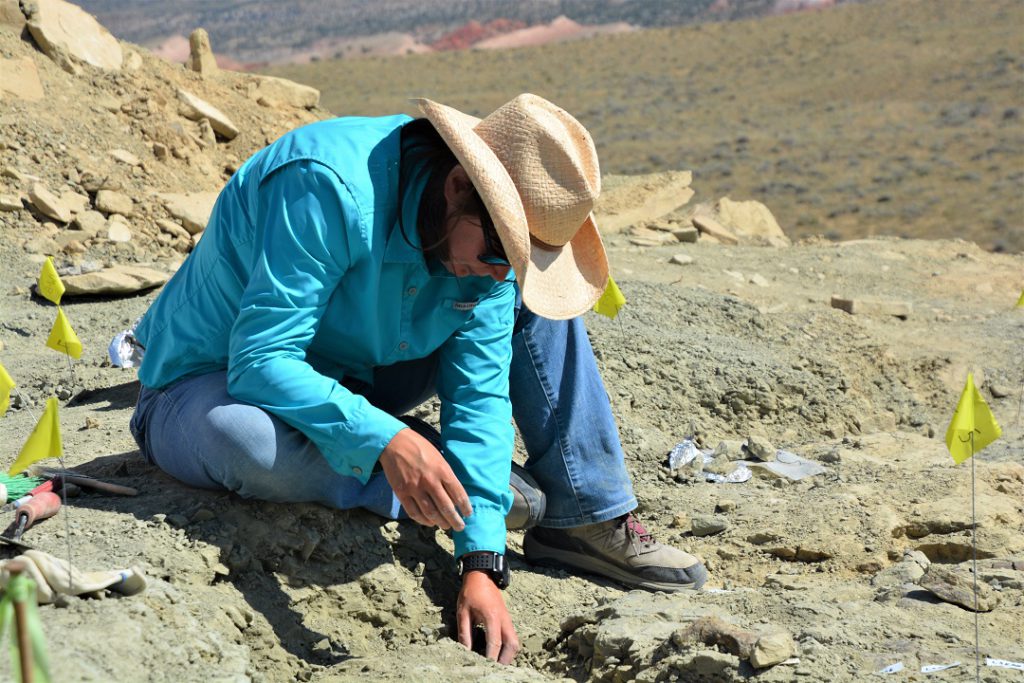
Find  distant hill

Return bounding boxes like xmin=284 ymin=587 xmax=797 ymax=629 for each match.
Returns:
xmin=74 ymin=0 xmax=854 ymax=64
xmin=267 ymin=0 xmax=1024 ymax=252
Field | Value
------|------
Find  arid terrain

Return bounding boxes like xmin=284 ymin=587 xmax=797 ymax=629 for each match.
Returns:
xmin=0 ymin=1 xmax=1022 ymax=682
xmin=269 ymin=0 xmax=1024 ymax=253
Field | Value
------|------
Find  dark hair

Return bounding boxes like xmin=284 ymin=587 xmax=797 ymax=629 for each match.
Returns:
xmin=399 ymin=118 xmax=498 ymax=262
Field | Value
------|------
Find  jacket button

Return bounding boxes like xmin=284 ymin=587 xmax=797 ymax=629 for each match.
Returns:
xmin=351 ymin=466 xmax=363 ymax=476
xmin=407 ymin=287 xmax=417 ymax=296
xmin=399 ymin=342 xmax=409 ymax=351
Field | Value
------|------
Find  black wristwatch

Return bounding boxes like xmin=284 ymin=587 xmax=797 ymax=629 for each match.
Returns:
xmin=458 ymin=552 xmax=510 ymax=590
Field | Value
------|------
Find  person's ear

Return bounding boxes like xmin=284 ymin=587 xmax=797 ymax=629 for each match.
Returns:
xmin=444 ymin=165 xmax=475 ymax=207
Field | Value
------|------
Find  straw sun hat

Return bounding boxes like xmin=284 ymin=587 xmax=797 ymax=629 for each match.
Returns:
xmin=416 ymin=93 xmax=609 ymax=320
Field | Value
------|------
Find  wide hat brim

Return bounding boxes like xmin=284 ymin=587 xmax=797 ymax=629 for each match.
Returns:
xmin=416 ymin=98 xmax=609 ymax=320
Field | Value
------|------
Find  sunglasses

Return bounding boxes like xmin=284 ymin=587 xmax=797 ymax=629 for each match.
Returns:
xmin=478 ymin=224 xmax=510 ymax=267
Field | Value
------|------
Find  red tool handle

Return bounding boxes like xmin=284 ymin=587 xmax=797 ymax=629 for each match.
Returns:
xmin=16 ymin=491 xmax=62 ymax=531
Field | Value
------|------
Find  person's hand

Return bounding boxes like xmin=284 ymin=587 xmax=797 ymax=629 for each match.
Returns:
xmin=378 ymin=427 xmax=472 ymax=531
xmin=457 ymin=570 xmax=519 ymax=664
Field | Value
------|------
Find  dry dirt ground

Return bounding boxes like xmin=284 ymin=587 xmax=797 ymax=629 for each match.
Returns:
xmin=1 ymin=7 xmax=1023 ymax=683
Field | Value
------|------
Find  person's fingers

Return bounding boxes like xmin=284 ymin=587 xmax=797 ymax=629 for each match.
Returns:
xmin=482 ymin=610 xmax=504 ymax=661
xmin=421 ymin=497 xmax=453 ymax=530
xmin=402 ymin=496 xmax=429 ymax=526
xmin=415 ymin=496 xmax=442 ymax=527
xmin=498 ymin=619 xmax=520 ymax=664
xmin=456 ymin=605 xmax=473 ymax=650
xmin=429 ymin=487 xmax=464 ymax=531
xmin=442 ymin=476 xmax=473 ymax=520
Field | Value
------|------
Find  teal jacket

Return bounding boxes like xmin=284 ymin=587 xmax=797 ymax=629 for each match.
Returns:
xmin=135 ymin=115 xmax=515 ymax=557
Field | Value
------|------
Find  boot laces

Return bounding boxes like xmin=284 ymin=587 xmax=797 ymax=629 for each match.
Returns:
xmin=622 ymin=513 xmax=654 ymax=556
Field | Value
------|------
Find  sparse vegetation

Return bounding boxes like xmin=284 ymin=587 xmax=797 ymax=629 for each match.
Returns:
xmin=265 ymin=0 xmax=1024 ymax=252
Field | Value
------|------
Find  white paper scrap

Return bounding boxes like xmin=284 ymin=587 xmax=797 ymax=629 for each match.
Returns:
xmin=986 ymin=658 xmax=1024 ymax=671
xmin=877 ymin=662 xmax=904 ymax=674
xmin=921 ymin=661 xmax=960 ymax=673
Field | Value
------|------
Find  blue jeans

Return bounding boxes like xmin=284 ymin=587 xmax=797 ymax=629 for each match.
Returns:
xmin=129 ymin=303 xmax=637 ymax=529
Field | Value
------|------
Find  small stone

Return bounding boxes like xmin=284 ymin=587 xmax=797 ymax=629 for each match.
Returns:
xmin=156 ymin=219 xmax=190 ymax=240
xmin=159 ymin=192 xmax=218 ymax=234
xmin=989 ymin=383 xmax=1010 ymax=399
xmin=59 ymin=189 xmax=90 ymax=215
xmin=83 ymin=417 xmax=100 ymax=429
xmin=29 ymin=183 xmax=72 ymax=222
xmin=191 ymin=508 xmax=216 ymax=522
xmin=715 ymin=500 xmax=736 ymax=513
xmin=749 ymin=273 xmax=770 ymax=287
xmin=151 ymin=513 xmax=167 ymax=524
xmin=692 ymin=213 xmax=739 ymax=245
xmin=106 ymin=216 xmax=133 ymax=243
xmin=251 ymin=75 xmax=320 ymax=109
xmin=197 ymin=118 xmax=217 ymax=148
xmin=744 ymin=435 xmax=776 ymax=462
xmin=751 ymin=631 xmax=797 ymax=668
xmin=672 ymin=226 xmax=699 ymax=243
xmin=670 ymin=514 xmax=689 ymax=529
xmin=95 ymin=190 xmax=134 ymax=217
xmin=177 ymin=89 xmax=239 ymax=140
xmin=920 ymin=565 xmax=999 ymax=612
xmin=186 ymin=28 xmax=219 ymax=75
xmin=830 ymin=295 xmax=912 ymax=319
xmin=0 ymin=194 xmax=22 ymax=212
xmin=704 ymin=455 xmax=737 ymax=476
xmin=72 ymin=210 xmax=106 ymax=235
xmin=714 ymin=440 xmax=746 ymax=461
xmin=670 ymin=254 xmax=694 ymax=266
xmin=691 ymin=515 xmax=729 ymax=537
xmin=152 ymin=142 xmax=169 ymax=160
xmin=109 ymin=149 xmax=140 ymax=166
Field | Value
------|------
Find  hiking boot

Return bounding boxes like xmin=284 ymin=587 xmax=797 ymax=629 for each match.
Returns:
xmin=523 ymin=513 xmax=707 ymax=591
xmin=507 ymin=463 xmax=546 ymax=531
xmin=396 ymin=415 xmax=545 ymax=530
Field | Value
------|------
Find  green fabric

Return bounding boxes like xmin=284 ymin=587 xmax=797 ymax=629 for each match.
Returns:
xmin=0 ymin=572 xmax=51 ymax=682
xmin=0 ymin=475 xmax=46 ymax=502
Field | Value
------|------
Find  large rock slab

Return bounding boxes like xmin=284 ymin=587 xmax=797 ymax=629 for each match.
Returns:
xmin=0 ymin=56 xmax=44 ymax=101
xmin=716 ymin=197 xmax=790 ymax=246
xmin=595 ymin=171 xmax=694 ymax=233
xmin=158 ymin=192 xmax=219 ymax=234
xmin=251 ymin=75 xmax=320 ymax=109
xmin=25 ymin=0 xmax=122 ymax=71
xmin=61 ymin=265 xmax=168 ymax=296
xmin=0 ymin=0 xmax=26 ymax=33
xmin=177 ymin=89 xmax=239 ymax=140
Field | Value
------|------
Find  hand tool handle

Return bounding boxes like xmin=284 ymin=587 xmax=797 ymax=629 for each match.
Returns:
xmin=16 ymin=491 xmax=62 ymax=531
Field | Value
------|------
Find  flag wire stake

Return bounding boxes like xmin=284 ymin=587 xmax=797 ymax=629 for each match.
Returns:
xmin=12 ymin=387 xmax=39 ymax=425
xmin=54 ymin=455 xmax=74 ymax=597
xmin=970 ymin=430 xmax=979 ymax=683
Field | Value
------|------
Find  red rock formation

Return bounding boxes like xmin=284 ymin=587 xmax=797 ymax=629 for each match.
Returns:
xmin=431 ymin=18 xmax=526 ymax=51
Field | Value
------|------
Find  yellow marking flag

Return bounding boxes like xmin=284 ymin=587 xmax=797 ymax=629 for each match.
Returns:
xmin=38 ymin=257 xmax=65 ymax=306
xmin=0 ymin=362 xmax=14 ymax=417
xmin=46 ymin=308 xmax=82 ymax=359
xmin=1017 ymin=289 xmax=1023 ymax=307
xmin=593 ymin=275 xmax=626 ymax=319
xmin=945 ymin=373 xmax=1002 ymax=464
xmin=9 ymin=396 xmax=62 ymax=475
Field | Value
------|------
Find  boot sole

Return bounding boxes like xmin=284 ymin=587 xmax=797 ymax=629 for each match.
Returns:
xmin=524 ymin=532 xmax=706 ymax=592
